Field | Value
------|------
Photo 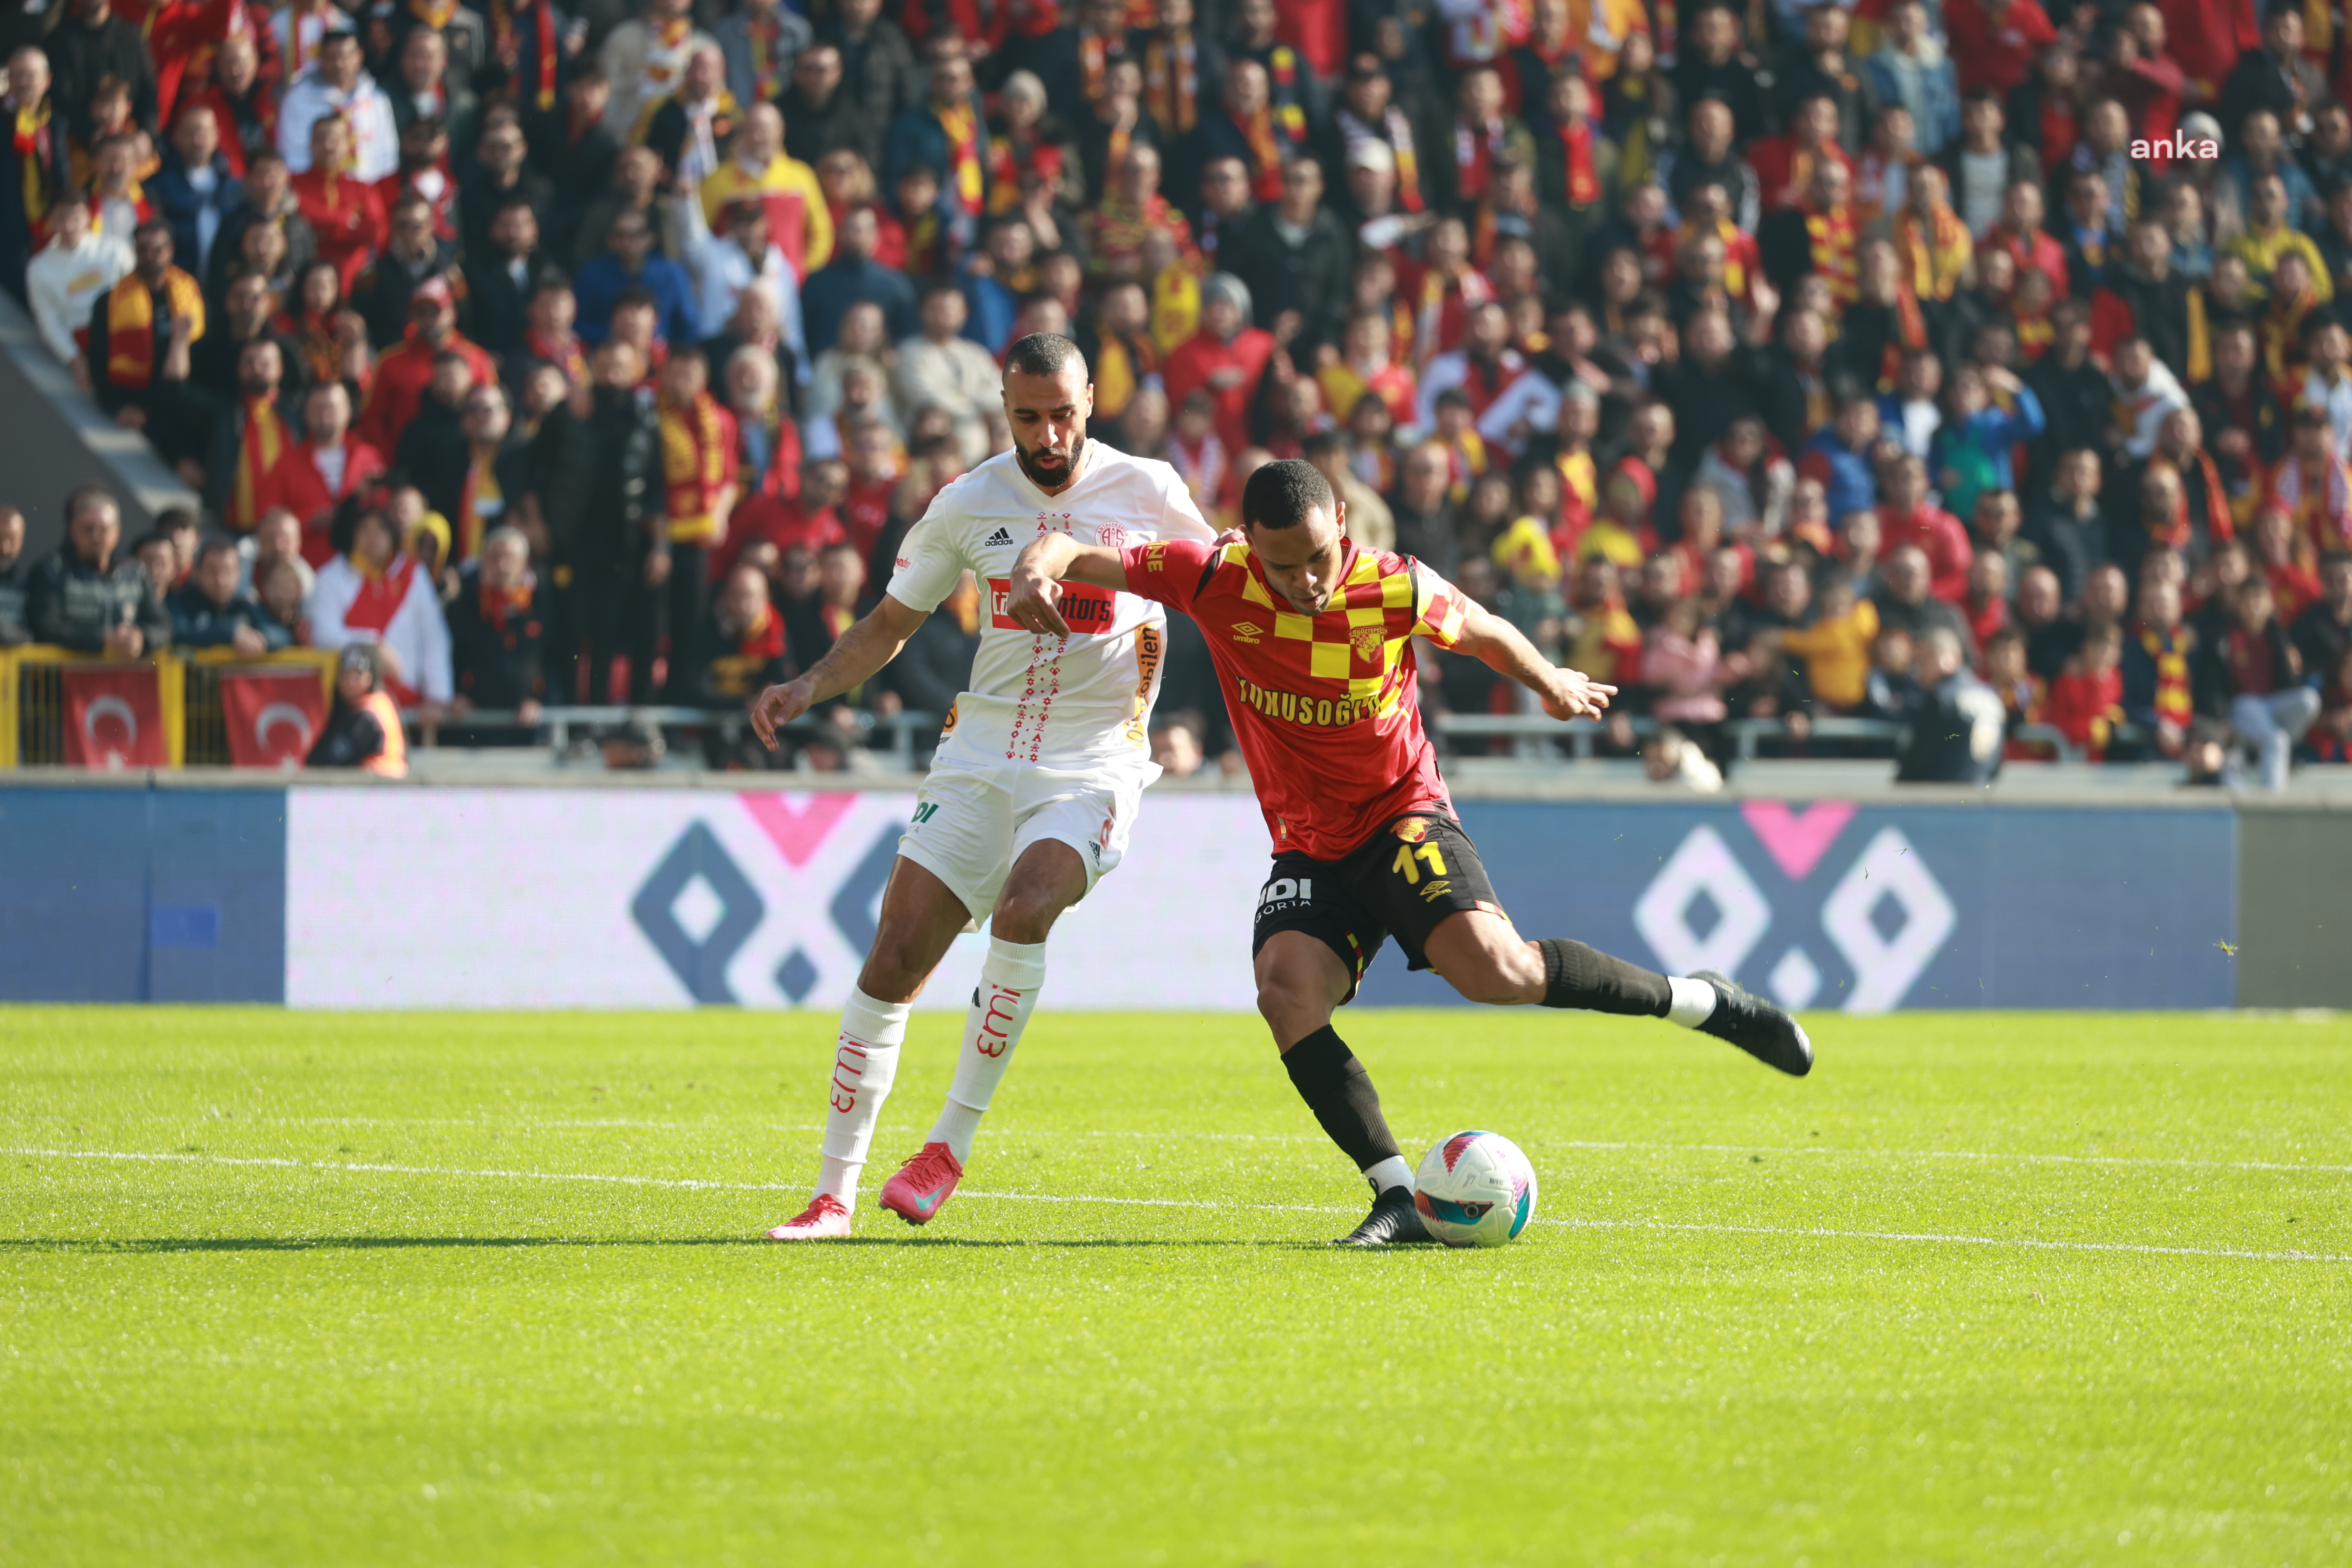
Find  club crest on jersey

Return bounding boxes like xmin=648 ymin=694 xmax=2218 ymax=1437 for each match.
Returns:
xmin=1229 ymin=620 xmax=1263 ymax=643
xmin=1350 ymin=627 xmax=1384 ymax=662
xmin=1394 ymin=816 xmax=1432 ymax=844
xmin=982 ymin=527 xmax=1013 ymax=547
xmin=1098 ymin=523 xmax=1129 ymax=549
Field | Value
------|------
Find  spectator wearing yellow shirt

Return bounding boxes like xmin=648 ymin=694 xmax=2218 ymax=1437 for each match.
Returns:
xmin=699 ymin=103 xmax=833 ymax=282
xmin=2225 ymin=171 xmax=2332 ymax=305
xmin=1778 ymin=576 xmax=1882 ymax=711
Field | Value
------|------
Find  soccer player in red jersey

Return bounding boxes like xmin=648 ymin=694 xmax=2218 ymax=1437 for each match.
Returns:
xmin=1006 ymin=459 xmax=1813 ymax=1245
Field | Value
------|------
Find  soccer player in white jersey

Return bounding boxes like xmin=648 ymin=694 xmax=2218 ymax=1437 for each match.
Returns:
xmin=753 ymin=332 xmax=1216 ymax=1239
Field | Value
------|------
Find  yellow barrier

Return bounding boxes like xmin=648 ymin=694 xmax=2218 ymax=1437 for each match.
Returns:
xmin=0 ymin=645 xmax=339 ymax=769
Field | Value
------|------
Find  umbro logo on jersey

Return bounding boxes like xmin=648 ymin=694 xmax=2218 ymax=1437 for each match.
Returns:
xmin=1229 ymin=621 xmax=1263 ymax=643
xmin=983 ymin=527 xmax=1014 ymax=546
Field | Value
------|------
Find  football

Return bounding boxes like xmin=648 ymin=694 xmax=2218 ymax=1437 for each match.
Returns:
xmin=1413 ymin=1131 xmax=1539 ymax=1248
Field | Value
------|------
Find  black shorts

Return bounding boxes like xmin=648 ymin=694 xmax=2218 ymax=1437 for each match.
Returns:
xmin=1250 ymin=812 xmax=1509 ymax=1000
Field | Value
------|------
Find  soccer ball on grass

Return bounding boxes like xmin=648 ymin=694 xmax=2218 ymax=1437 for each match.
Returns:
xmin=1413 ymin=1130 xmax=1538 ymax=1247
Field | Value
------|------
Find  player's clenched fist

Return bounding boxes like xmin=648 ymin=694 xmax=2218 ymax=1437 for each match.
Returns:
xmin=750 ymin=675 xmax=819 ymax=750
xmin=1540 ymin=667 xmax=1617 ymax=721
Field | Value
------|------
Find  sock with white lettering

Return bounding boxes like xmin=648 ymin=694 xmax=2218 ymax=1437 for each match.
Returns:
xmin=815 ymin=986 xmax=910 ymax=1211
xmin=927 ymin=937 xmax=1049 ymax=1163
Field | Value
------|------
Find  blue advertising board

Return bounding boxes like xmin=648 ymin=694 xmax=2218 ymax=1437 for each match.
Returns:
xmin=1354 ymin=801 xmax=2239 ymax=1011
xmin=0 ymin=787 xmax=287 ymax=1002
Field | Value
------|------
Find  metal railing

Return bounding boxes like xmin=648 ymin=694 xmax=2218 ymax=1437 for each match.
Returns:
xmin=412 ymin=705 xmax=944 ymax=768
xmin=1432 ymin=711 xmax=2129 ymax=767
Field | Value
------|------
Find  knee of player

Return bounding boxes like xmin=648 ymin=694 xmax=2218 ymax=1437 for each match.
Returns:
xmin=988 ymin=889 xmax=1064 ymax=944
xmin=1255 ymin=973 xmax=1327 ymax=1034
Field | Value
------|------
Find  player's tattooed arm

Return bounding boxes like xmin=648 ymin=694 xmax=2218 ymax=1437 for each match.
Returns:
xmin=1006 ymin=534 xmax=1126 ymax=637
xmin=748 ymin=594 xmax=929 ymax=750
xmin=1451 ymin=600 xmax=1618 ymax=721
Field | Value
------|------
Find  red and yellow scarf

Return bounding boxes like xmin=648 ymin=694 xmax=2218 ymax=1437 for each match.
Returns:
xmin=103 ymin=268 xmax=205 ymax=387
xmin=228 ymin=395 xmax=287 ymax=531
xmin=14 ymin=97 xmax=55 ymax=233
xmin=2135 ymin=621 xmax=2193 ymax=726
xmin=1557 ymin=119 xmax=1598 ymax=209
xmin=659 ymin=391 xmax=729 ymax=542
xmin=1896 ymin=203 xmax=1972 ymax=303
xmin=1804 ymin=203 xmax=1858 ymax=308
xmin=938 ymin=99 xmax=984 ymax=215
xmin=1242 ymin=103 xmax=1283 ymax=201
xmin=1143 ymin=31 xmax=1197 ymax=134
xmin=748 ymin=11 xmax=786 ymax=100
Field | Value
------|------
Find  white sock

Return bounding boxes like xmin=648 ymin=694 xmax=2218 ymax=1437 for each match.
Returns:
xmin=1666 ymin=975 xmax=1720 ymax=1029
xmin=815 ymin=987 xmax=909 ymax=1210
xmin=927 ymin=936 xmax=1048 ymax=1163
xmin=1363 ymin=1154 xmax=1415 ymax=1195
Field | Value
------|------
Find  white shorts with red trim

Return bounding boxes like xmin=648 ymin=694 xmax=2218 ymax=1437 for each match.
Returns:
xmin=894 ymin=751 xmax=1160 ymax=924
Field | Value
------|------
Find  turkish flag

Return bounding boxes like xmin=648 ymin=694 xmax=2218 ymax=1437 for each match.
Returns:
xmin=62 ymin=666 xmax=168 ymax=769
xmin=219 ymin=669 xmax=328 ymax=768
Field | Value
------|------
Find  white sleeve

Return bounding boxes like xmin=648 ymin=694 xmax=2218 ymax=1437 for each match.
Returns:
xmin=277 ymin=83 xmax=314 ymax=172
xmin=882 ymin=484 xmax=971 ymax=612
xmin=1159 ymin=466 xmax=1216 ymax=541
xmin=418 ymin=590 xmax=454 ymax=702
xmin=1475 ymin=372 xmax=1559 ymax=456
xmin=28 ymin=261 xmax=73 ymax=364
xmin=307 ymin=561 xmax=361 ymax=648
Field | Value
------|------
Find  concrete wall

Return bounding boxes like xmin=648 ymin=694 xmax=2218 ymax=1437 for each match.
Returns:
xmin=2237 ymin=806 xmax=2352 ymax=1007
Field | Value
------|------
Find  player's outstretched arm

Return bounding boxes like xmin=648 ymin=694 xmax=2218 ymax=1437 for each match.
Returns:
xmin=1005 ymin=534 xmax=1127 ymax=638
xmin=1452 ymin=601 xmax=1617 ymax=721
xmin=749 ymin=594 xmax=929 ymax=750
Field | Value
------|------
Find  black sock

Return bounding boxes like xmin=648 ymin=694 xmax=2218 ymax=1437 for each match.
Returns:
xmin=1537 ymin=938 xmax=1672 ymax=1017
xmin=1281 ymin=1025 xmax=1402 ymax=1172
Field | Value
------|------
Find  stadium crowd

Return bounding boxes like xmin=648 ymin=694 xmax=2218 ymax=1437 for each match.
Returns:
xmin=5 ymin=0 xmax=2352 ymax=782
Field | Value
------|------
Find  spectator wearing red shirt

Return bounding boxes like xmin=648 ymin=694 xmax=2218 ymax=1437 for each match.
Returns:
xmin=2162 ymin=0 xmax=2259 ymax=103
xmin=1878 ymin=452 xmax=1975 ymax=601
xmin=836 ymin=416 xmax=900 ymax=563
xmin=1747 ymin=94 xmax=1855 ymax=215
xmin=1162 ymin=272 xmax=1276 ymax=459
xmin=276 ymin=379 xmax=386 ymax=562
xmin=722 ymin=455 xmax=849 ymax=581
xmin=1962 ymin=549 xmax=2011 ymax=650
xmin=290 ymin=113 xmax=389 ymax=291
xmin=173 ymin=31 xmax=277 ymax=178
xmin=1982 ymin=178 xmax=2069 ymax=297
xmin=2045 ymin=621 xmax=2127 ymax=756
xmin=356 ymin=276 xmax=494 ymax=456
xmin=1947 ymin=0 xmax=2058 ymax=96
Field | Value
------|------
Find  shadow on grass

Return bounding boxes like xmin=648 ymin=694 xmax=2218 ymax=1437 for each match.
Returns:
xmin=2 ymin=1235 xmax=1330 ymax=1254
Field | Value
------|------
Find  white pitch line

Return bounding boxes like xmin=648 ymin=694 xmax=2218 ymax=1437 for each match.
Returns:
xmin=5 ymin=1147 xmax=2346 ymax=1265
xmin=20 ymin=1116 xmax=2352 ymax=1175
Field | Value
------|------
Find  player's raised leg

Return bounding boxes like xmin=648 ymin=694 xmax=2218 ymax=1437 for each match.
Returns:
xmin=877 ymin=839 xmax=1087 ymax=1227
xmin=1254 ymin=931 xmax=1430 ymax=1247
xmin=1417 ymin=909 xmax=1813 ymax=1075
xmin=765 ymin=857 xmax=973 ymax=1240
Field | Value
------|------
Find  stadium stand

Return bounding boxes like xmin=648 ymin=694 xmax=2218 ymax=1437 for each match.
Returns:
xmin=3 ymin=0 xmax=2352 ymax=788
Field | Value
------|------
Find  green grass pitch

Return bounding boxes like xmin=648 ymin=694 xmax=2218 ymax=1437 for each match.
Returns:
xmin=3 ymin=1007 xmax=2349 ymax=1566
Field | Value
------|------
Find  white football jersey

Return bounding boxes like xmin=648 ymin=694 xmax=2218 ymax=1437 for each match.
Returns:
xmin=886 ymin=442 xmax=1216 ymax=766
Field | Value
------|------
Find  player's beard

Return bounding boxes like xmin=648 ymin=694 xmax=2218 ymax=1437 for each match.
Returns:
xmin=1016 ymin=433 xmax=1086 ymax=491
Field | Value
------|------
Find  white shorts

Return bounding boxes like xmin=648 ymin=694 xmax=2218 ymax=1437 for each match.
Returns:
xmin=895 ymin=753 xmax=1158 ymax=922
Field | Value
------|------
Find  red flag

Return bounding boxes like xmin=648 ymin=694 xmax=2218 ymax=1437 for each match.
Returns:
xmin=219 ymin=668 xmax=327 ymax=768
xmin=62 ymin=665 xmax=168 ymax=769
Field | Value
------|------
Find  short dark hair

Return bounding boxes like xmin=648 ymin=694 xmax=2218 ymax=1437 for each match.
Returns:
xmin=1240 ymin=458 xmax=1334 ymax=530
xmin=1004 ymin=331 xmax=1084 ymax=378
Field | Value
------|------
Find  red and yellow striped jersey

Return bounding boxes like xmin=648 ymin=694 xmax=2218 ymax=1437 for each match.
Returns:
xmin=1121 ymin=536 xmax=1472 ymax=860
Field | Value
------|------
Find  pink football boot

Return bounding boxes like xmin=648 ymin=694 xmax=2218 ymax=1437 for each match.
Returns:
xmin=764 ymin=1192 xmax=853 ymax=1240
xmin=878 ymin=1142 xmax=964 ymax=1226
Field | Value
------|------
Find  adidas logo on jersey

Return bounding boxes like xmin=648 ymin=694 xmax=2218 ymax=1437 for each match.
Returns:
xmin=983 ymin=527 xmax=1014 ymax=546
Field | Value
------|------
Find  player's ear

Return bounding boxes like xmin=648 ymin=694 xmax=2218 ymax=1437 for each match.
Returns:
xmin=1333 ymin=499 xmax=1349 ymax=537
